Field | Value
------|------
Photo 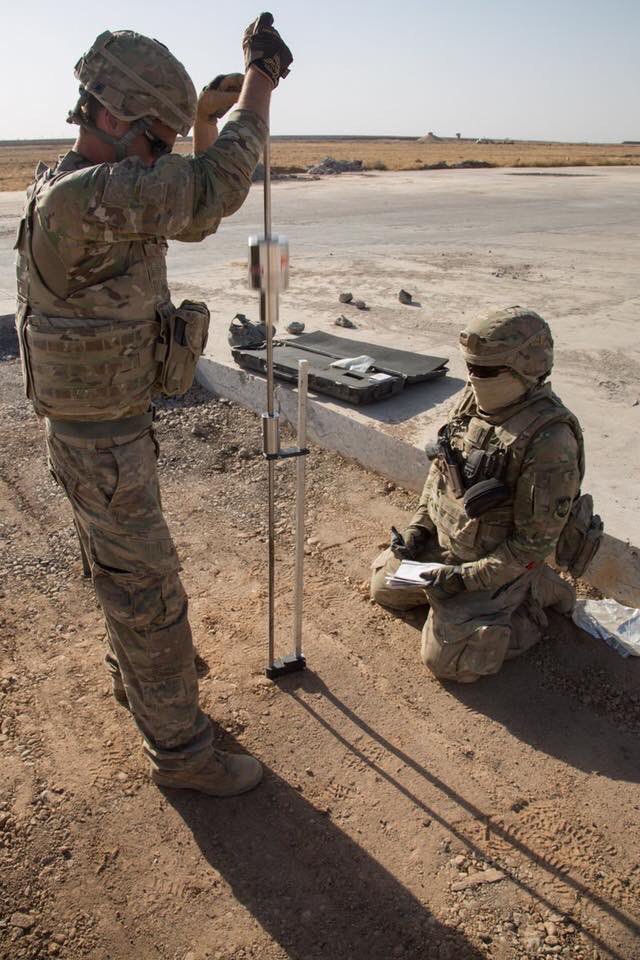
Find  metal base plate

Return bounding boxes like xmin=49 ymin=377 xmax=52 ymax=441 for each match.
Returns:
xmin=266 ymin=654 xmax=306 ymax=679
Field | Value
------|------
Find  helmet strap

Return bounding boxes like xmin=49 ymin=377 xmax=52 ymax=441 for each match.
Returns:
xmin=67 ymin=88 xmax=152 ymax=160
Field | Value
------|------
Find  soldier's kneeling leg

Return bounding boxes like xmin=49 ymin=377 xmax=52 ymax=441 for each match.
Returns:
xmin=420 ymin=587 xmax=525 ymax=682
xmin=370 ymin=547 xmax=431 ymax=611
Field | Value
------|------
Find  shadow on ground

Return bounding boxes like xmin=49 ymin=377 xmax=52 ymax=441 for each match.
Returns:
xmin=283 ymin=671 xmax=639 ymax=960
xmin=450 ymin=613 xmax=640 ymax=782
xmin=394 ymin=605 xmax=640 ymax=783
xmin=166 ymin=747 xmax=485 ymax=960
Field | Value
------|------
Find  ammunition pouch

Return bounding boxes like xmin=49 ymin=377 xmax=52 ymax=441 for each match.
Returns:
xmin=555 ymin=493 xmax=603 ymax=579
xmin=462 ymin=445 xmax=507 ymax=486
xmin=463 ymin=478 xmax=510 ymax=519
xmin=157 ymin=300 xmax=210 ymax=397
xmin=17 ymin=308 xmax=161 ymax=420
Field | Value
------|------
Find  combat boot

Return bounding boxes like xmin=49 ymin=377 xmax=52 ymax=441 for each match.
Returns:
xmin=151 ymin=748 xmax=263 ymax=797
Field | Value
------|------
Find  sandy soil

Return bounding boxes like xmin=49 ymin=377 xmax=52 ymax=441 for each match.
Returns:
xmin=1 ymin=320 xmax=639 ymax=960
xmin=2 ymin=138 xmax=640 ymax=190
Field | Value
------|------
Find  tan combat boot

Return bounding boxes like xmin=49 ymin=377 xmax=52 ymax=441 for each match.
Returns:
xmin=151 ymin=749 xmax=263 ymax=797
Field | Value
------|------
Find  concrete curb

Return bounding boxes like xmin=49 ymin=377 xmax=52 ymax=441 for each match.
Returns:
xmin=197 ymin=356 xmax=640 ymax=607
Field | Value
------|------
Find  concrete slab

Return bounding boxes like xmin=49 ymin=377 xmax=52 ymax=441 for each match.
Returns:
xmin=2 ymin=168 xmax=639 ymax=601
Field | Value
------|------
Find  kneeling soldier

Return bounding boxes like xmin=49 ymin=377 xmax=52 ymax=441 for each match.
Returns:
xmin=371 ymin=307 xmax=601 ymax=683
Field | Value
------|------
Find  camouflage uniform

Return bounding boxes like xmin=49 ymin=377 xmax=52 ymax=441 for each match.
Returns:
xmin=15 ymin=32 xmax=267 ymax=774
xmin=371 ymin=309 xmax=583 ymax=683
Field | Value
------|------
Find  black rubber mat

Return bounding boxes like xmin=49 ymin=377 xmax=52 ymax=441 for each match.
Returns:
xmin=288 ymin=331 xmax=448 ymax=384
xmin=232 ymin=332 xmax=448 ymax=405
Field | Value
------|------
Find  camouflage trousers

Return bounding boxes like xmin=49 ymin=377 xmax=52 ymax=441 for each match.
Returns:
xmin=370 ymin=545 xmax=575 ymax=683
xmin=46 ymin=422 xmax=212 ymax=772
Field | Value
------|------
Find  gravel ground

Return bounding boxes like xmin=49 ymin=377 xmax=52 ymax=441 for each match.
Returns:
xmin=1 ymin=319 xmax=639 ymax=960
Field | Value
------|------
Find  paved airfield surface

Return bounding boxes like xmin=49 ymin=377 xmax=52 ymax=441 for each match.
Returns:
xmin=1 ymin=166 xmax=639 ymax=543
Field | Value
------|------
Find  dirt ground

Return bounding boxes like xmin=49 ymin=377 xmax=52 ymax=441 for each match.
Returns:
xmin=1 ymin=319 xmax=639 ymax=960
xmin=2 ymin=138 xmax=640 ymax=190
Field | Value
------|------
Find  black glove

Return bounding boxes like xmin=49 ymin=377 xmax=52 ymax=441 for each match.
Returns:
xmin=243 ymin=12 xmax=293 ymax=87
xmin=420 ymin=564 xmax=465 ymax=602
xmin=390 ymin=525 xmax=429 ymax=560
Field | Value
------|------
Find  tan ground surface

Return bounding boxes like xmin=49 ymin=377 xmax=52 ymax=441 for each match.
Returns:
xmin=2 ymin=138 xmax=640 ymax=190
xmin=1 ymin=318 xmax=639 ymax=960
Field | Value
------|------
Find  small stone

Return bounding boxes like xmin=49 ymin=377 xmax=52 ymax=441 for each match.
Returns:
xmin=353 ymin=299 xmax=368 ymax=310
xmin=116 ymin=771 xmax=128 ymax=782
xmin=10 ymin=913 xmax=35 ymax=930
xmin=521 ymin=927 xmax=544 ymax=952
xmin=398 ymin=289 xmax=413 ymax=305
xmin=338 ymin=292 xmax=353 ymax=303
xmin=335 ymin=314 xmax=356 ymax=329
xmin=48 ymin=943 xmax=60 ymax=956
xmin=451 ymin=867 xmax=505 ymax=891
xmin=450 ymin=855 xmax=466 ymax=867
xmin=286 ymin=321 xmax=305 ymax=335
xmin=305 ymin=767 xmax=314 ymax=777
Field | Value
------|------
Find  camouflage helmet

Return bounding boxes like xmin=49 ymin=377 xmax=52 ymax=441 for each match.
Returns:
xmin=459 ymin=306 xmax=554 ymax=383
xmin=69 ymin=30 xmax=196 ymax=137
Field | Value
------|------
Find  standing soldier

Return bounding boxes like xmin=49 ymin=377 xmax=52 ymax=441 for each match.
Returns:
xmin=15 ymin=16 xmax=292 ymax=795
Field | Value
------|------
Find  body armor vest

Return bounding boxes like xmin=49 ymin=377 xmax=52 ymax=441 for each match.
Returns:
xmin=15 ymin=159 xmax=171 ymax=421
xmin=426 ymin=385 xmax=585 ymax=562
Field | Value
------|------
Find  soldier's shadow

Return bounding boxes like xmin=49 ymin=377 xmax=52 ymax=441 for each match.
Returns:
xmin=401 ymin=608 xmax=640 ymax=783
xmin=163 ymin=744 xmax=485 ymax=960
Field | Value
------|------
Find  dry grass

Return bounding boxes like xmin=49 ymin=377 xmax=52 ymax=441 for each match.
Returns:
xmin=2 ymin=137 xmax=639 ymax=191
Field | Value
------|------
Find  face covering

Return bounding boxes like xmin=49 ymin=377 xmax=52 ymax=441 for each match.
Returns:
xmin=469 ymin=371 xmax=528 ymax=413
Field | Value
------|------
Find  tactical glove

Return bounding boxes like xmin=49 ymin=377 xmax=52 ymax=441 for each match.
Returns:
xmin=420 ymin=564 xmax=465 ymax=602
xmin=243 ymin=12 xmax=293 ymax=87
xmin=390 ymin=524 xmax=430 ymax=560
xmin=198 ymin=73 xmax=245 ymax=122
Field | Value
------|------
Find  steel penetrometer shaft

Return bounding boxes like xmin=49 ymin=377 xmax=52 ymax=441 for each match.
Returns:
xmin=249 ymin=133 xmax=307 ymax=678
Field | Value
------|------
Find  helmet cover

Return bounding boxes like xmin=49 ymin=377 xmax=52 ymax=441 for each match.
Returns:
xmin=72 ymin=30 xmax=196 ymax=136
xmin=459 ymin=306 xmax=554 ymax=383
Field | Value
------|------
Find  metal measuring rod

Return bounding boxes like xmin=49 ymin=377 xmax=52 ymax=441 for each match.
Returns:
xmin=248 ymin=133 xmax=309 ymax=679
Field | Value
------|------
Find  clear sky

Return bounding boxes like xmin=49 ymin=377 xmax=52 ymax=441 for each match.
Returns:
xmin=2 ymin=0 xmax=639 ymax=142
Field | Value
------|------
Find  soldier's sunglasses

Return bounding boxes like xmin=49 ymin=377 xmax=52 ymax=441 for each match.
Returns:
xmin=144 ymin=131 xmax=172 ymax=159
xmin=466 ymin=363 xmax=511 ymax=378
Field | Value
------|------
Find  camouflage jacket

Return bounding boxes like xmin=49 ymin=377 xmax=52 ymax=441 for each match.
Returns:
xmin=411 ymin=384 xmax=583 ymax=592
xmin=16 ymin=109 xmax=267 ymax=323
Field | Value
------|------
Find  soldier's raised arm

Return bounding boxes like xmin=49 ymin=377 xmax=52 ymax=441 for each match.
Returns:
xmin=38 ymin=18 xmax=292 ymax=243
